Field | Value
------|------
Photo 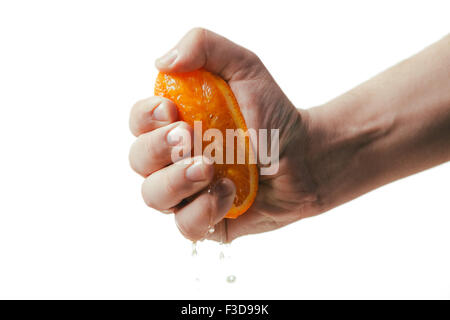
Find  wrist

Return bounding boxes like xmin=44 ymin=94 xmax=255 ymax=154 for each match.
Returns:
xmin=304 ymin=90 xmax=392 ymax=212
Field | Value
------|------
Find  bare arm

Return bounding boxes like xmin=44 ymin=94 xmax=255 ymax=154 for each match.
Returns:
xmin=306 ymin=34 xmax=450 ymax=213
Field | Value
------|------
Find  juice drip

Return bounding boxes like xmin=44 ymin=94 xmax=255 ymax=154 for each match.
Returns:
xmin=191 ymin=241 xmax=200 ymax=283
xmin=217 ymin=221 xmax=236 ymax=284
xmin=189 ymin=221 xmax=236 ymax=284
xmin=191 ymin=241 xmax=198 ymax=256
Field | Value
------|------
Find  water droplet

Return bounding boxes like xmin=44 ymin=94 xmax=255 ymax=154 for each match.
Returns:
xmin=226 ymin=275 xmax=236 ymax=283
xmin=208 ymin=227 xmax=215 ymax=234
xmin=219 ymin=241 xmax=225 ymax=260
xmin=191 ymin=241 xmax=198 ymax=256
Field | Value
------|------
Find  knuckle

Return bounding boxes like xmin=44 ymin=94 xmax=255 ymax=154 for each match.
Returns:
xmin=246 ymin=49 xmax=261 ymax=64
xmin=129 ymin=131 xmax=165 ymax=176
xmin=190 ymin=27 xmax=207 ymax=39
xmin=163 ymin=170 xmax=178 ymax=197
xmin=144 ymin=131 xmax=165 ymax=163
xmin=128 ymin=140 xmax=142 ymax=174
xmin=242 ymin=50 xmax=266 ymax=80
xmin=132 ymin=98 xmax=147 ymax=111
xmin=130 ymin=98 xmax=147 ymax=121
xmin=129 ymin=100 xmax=145 ymax=135
xmin=130 ymin=97 xmax=160 ymax=136
xmin=189 ymin=27 xmax=208 ymax=48
xmin=141 ymin=180 xmax=158 ymax=209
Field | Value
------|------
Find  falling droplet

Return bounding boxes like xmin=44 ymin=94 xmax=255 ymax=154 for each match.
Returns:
xmin=190 ymin=242 xmax=201 ymax=283
xmin=219 ymin=241 xmax=225 ymax=260
xmin=191 ymin=241 xmax=198 ymax=256
xmin=226 ymin=275 xmax=236 ymax=283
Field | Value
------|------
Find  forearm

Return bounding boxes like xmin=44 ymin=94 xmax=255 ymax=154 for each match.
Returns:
xmin=307 ymin=34 xmax=450 ymax=212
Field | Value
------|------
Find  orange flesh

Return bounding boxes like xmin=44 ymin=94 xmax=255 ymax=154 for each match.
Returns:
xmin=154 ymin=69 xmax=258 ymax=218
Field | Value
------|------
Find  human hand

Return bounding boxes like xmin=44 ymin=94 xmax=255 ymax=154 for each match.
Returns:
xmin=129 ymin=28 xmax=320 ymax=242
xmin=130 ymin=30 xmax=450 ymax=243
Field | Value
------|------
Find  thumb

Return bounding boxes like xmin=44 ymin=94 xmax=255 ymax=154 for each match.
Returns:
xmin=155 ymin=28 xmax=262 ymax=81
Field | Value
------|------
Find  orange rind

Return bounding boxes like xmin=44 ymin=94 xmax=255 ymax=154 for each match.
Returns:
xmin=155 ymin=69 xmax=258 ymax=218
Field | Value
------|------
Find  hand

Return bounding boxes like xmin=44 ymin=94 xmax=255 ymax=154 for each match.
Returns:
xmin=129 ymin=28 xmax=320 ymax=242
xmin=130 ymin=30 xmax=450 ymax=243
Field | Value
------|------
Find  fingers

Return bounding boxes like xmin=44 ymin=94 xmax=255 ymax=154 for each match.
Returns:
xmin=155 ymin=28 xmax=263 ymax=81
xmin=141 ymin=156 xmax=214 ymax=211
xmin=207 ymin=208 xmax=259 ymax=243
xmin=174 ymin=178 xmax=236 ymax=241
xmin=129 ymin=96 xmax=179 ymax=137
xmin=129 ymin=121 xmax=193 ymax=177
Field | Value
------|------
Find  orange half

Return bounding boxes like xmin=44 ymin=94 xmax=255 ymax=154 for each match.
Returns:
xmin=154 ymin=69 xmax=258 ymax=218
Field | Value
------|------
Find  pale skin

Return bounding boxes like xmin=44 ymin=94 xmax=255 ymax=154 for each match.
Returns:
xmin=129 ymin=29 xmax=450 ymax=242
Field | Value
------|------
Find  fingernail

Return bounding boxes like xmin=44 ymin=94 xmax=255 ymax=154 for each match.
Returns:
xmin=186 ymin=157 xmax=210 ymax=182
xmin=167 ymin=125 xmax=187 ymax=146
xmin=152 ymin=101 xmax=169 ymax=121
xmin=156 ymin=49 xmax=178 ymax=68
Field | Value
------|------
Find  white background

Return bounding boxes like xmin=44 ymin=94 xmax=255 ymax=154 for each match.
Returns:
xmin=0 ymin=0 xmax=449 ymax=299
